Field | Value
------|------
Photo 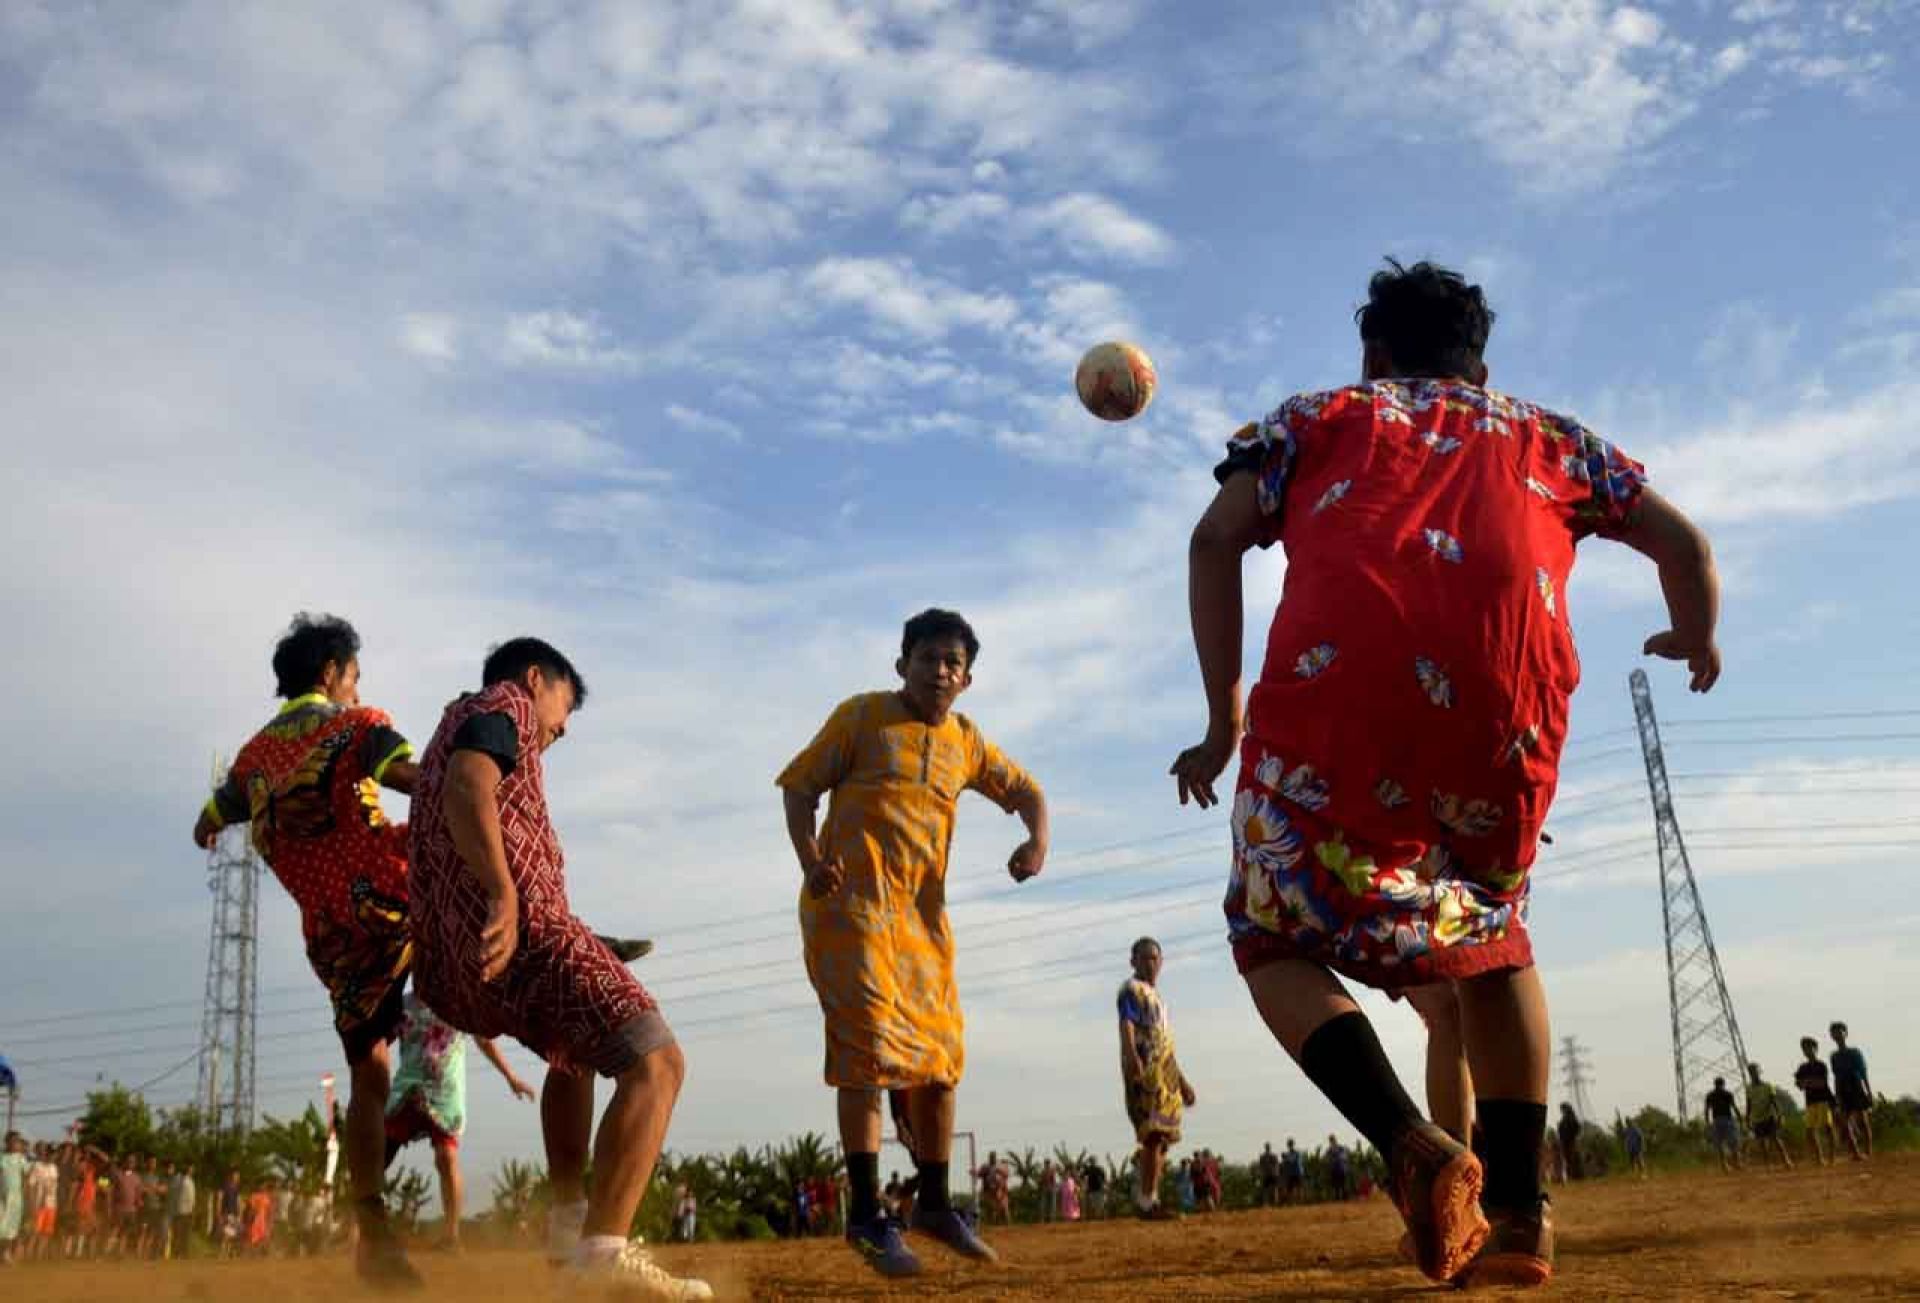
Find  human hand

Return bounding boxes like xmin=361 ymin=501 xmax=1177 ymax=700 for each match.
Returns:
xmin=1643 ymin=630 xmax=1721 ymax=693
xmin=509 ymin=1076 xmax=536 ymax=1102
xmin=805 ymin=853 xmax=846 ymax=900
xmin=1181 ymin=1080 xmax=1198 ymax=1107
xmin=1169 ymin=723 xmax=1240 ymax=808
xmin=479 ymin=889 xmax=519 ymax=982
xmin=1008 ymin=836 xmax=1047 ymax=883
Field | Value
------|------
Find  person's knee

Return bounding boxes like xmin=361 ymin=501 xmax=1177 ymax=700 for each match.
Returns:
xmin=620 ymin=1040 xmax=685 ymax=1095
xmin=349 ymin=1046 xmax=392 ymax=1103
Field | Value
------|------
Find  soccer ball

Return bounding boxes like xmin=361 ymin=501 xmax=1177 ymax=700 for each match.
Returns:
xmin=1074 ymin=340 xmax=1157 ymax=422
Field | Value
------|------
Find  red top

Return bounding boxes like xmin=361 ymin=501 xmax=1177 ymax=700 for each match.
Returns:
xmin=1224 ymin=379 xmax=1646 ymax=883
xmin=209 ymin=695 xmax=411 ymax=936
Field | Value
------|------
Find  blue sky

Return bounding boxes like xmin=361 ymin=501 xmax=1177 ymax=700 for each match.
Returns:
xmin=4 ymin=0 xmax=1919 ymax=1203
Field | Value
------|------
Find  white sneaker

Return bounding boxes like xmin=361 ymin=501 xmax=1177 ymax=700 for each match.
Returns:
xmin=547 ymin=1201 xmax=588 ymax=1267
xmin=567 ymin=1241 xmax=713 ymax=1300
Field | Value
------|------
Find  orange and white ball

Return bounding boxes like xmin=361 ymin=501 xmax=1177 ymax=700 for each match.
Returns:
xmin=1074 ymin=340 xmax=1157 ymax=422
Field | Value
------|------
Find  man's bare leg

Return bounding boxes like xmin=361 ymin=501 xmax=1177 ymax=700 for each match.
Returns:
xmin=1407 ymin=983 xmax=1473 ymax=1144
xmin=581 ymin=1042 xmax=685 ymax=1238
xmin=432 ymin=1142 xmax=463 ymax=1245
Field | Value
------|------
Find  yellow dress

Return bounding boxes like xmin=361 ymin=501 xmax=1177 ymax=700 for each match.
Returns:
xmin=777 ymin=692 xmax=1038 ymax=1089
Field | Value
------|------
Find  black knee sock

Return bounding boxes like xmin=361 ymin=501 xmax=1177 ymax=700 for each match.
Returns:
xmin=1297 ymin=1011 xmax=1424 ymax=1160
xmin=847 ymin=1152 xmax=881 ymax=1225
xmin=1478 ymin=1099 xmax=1547 ymax=1211
xmin=914 ymin=1160 xmax=949 ymax=1215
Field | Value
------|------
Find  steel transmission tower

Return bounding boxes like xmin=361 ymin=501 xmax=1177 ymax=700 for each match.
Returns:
xmin=1559 ymin=1036 xmax=1595 ymax=1121
xmin=1630 ymin=669 xmax=1749 ymax=1121
xmin=197 ymin=791 xmax=263 ymax=1134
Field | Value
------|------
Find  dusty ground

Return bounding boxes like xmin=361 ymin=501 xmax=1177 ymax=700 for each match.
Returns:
xmin=18 ymin=1153 xmax=1920 ymax=1300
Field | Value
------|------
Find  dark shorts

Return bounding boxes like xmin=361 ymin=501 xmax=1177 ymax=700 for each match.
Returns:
xmin=1753 ymin=1118 xmax=1781 ymax=1140
xmin=303 ymin=903 xmax=413 ymax=1065
xmin=1837 ymin=1082 xmax=1872 ymax=1113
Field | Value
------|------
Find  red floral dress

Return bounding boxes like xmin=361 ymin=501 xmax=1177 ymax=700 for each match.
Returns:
xmin=1217 ymin=380 xmax=1646 ymax=988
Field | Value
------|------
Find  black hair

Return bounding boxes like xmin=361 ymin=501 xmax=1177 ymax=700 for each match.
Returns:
xmin=1713 ymin=1076 xmax=1725 ymax=1087
xmin=901 ymin=608 xmax=980 ymax=666
xmin=1829 ymin=1021 xmax=1848 ymax=1035
xmin=271 ymin=613 xmax=360 ymax=698
xmin=1355 ymin=258 xmax=1495 ymax=379
xmin=483 ymin=637 xmax=588 ymax=708
xmin=1131 ymin=936 xmax=1160 ymax=959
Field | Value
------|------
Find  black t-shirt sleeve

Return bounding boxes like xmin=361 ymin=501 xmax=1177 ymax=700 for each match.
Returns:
xmin=451 ymin=711 xmax=519 ymax=776
xmin=357 ymin=722 xmax=413 ymax=781
xmin=209 ymin=772 xmax=249 ymax=825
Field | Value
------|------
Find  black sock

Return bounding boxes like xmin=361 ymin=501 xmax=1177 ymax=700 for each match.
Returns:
xmin=1297 ymin=1011 xmax=1424 ymax=1160
xmin=847 ymin=1152 xmax=881 ymax=1225
xmin=1478 ymin=1099 xmax=1547 ymax=1212
xmin=914 ymin=1160 xmax=949 ymax=1214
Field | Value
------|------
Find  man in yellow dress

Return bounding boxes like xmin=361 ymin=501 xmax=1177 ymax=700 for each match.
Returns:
xmin=1118 ymin=937 xmax=1197 ymax=1219
xmin=778 ymin=609 xmax=1049 ymax=1277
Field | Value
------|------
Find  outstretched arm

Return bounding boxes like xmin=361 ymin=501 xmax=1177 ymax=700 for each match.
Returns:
xmin=476 ymin=1038 xmax=535 ymax=1100
xmin=1171 ymin=472 xmax=1264 ymax=807
xmin=1614 ymin=487 xmax=1721 ymax=692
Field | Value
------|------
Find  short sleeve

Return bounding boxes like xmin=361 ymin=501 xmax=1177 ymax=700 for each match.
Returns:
xmin=1549 ymin=413 xmax=1647 ymax=539
xmin=353 ymin=710 xmax=413 ymax=783
xmin=964 ymin=724 xmax=1037 ymax=812
xmin=1213 ymin=388 xmax=1358 ymax=549
xmin=206 ymin=770 xmax=249 ymax=828
xmin=451 ymin=712 xmax=519 ymax=777
xmin=1117 ymin=982 xmax=1150 ymax=1026
xmin=776 ymin=696 xmax=863 ymax=799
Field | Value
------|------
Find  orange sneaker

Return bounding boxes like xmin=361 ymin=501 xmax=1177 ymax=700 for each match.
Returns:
xmin=1388 ymin=1121 xmax=1489 ymax=1282
xmin=1457 ymin=1197 xmax=1554 ymax=1289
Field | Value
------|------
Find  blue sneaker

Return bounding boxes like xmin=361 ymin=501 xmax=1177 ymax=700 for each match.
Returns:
xmin=911 ymin=1206 xmax=1000 ymax=1263
xmin=847 ymin=1214 xmax=922 ymax=1278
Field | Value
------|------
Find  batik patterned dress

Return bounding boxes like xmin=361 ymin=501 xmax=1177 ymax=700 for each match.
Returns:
xmin=409 ymin=682 xmax=655 ymax=1071
xmin=1216 ymin=380 xmax=1646 ymax=987
xmin=203 ymin=695 xmax=414 ymax=1047
xmin=1118 ymin=977 xmax=1183 ymax=1144
xmin=386 ymin=992 xmax=469 ymax=1144
xmin=777 ymin=692 xmax=1038 ymax=1089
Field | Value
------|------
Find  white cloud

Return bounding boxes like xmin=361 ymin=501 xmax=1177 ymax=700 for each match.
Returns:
xmin=663 ymin=403 xmax=745 ymax=443
xmin=805 ymin=256 xmax=1019 ymax=339
xmin=899 ymin=189 xmax=1013 ymax=239
xmin=501 ymin=310 xmax=638 ymax=370
xmin=1022 ymin=192 xmax=1175 ymax=265
xmin=398 ymin=311 xmax=459 ymax=361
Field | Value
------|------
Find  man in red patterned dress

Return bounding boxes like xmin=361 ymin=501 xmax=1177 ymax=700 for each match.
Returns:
xmin=408 ymin=638 xmax=708 ymax=1301
xmin=191 ymin=613 xmax=422 ymax=1287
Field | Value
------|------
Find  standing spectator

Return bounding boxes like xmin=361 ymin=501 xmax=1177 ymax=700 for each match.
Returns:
xmin=1745 ymin=1064 xmax=1793 ymax=1169
xmin=1829 ymin=1023 xmax=1874 ymax=1161
xmin=1703 ymin=1078 xmax=1742 ymax=1173
xmin=271 ymin=1178 xmax=293 ymax=1252
xmin=166 ymin=1160 xmax=196 ymax=1260
xmin=245 ymin=1180 xmax=275 ymax=1255
xmin=1555 ymin=1105 xmax=1584 ymax=1181
xmin=110 ymin=1155 xmax=143 ymax=1257
xmin=1059 ymin=1167 xmax=1081 ymax=1223
xmin=1173 ymin=1159 xmax=1196 ymax=1214
xmin=1325 ymin=1136 xmax=1351 ymax=1201
xmin=975 ymin=1153 xmax=1011 ymax=1227
xmin=1281 ymin=1139 xmax=1306 ymax=1204
xmin=1038 ymin=1161 xmax=1058 ymax=1223
xmin=1257 ymin=1143 xmax=1281 ymax=1207
xmin=673 ymin=1185 xmax=698 ymax=1243
xmin=1621 ymin=1119 xmax=1648 ymax=1179
xmin=1794 ymin=1038 xmax=1839 ymax=1165
xmin=1081 ymin=1159 xmax=1106 ymax=1220
xmin=218 ymin=1169 xmax=243 ymax=1256
xmin=67 ymin=1143 xmax=106 ymax=1260
xmin=1540 ymin=1134 xmax=1567 ymax=1187
xmin=0 ymin=1132 xmax=27 ymax=1264
xmin=25 ymin=1144 xmax=58 ymax=1261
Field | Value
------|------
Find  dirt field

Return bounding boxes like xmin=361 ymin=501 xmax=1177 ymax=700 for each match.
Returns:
xmin=18 ymin=1153 xmax=1920 ymax=1300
